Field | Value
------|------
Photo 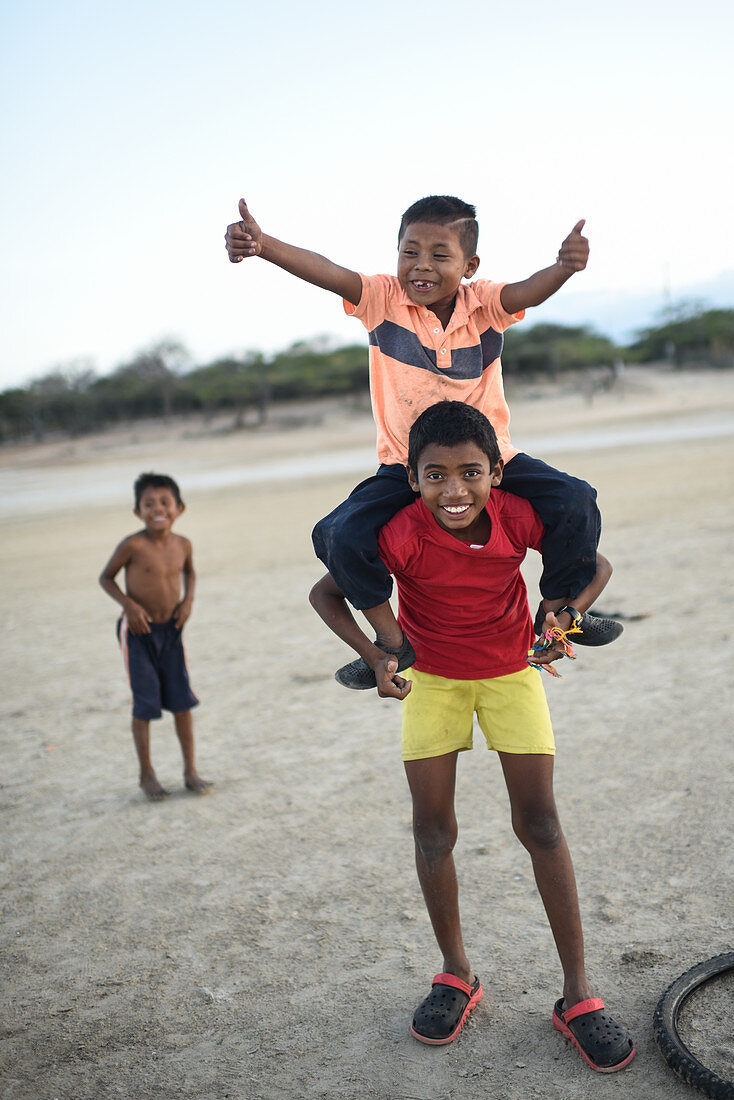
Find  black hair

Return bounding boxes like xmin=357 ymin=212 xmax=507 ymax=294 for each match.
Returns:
xmin=134 ymin=472 xmax=184 ymax=509
xmin=408 ymin=401 xmax=500 ymax=474
xmin=398 ymin=195 xmax=479 ymax=257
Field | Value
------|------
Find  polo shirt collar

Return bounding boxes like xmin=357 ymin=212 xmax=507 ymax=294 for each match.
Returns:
xmin=396 ymin=279 xmax=483 ymax=320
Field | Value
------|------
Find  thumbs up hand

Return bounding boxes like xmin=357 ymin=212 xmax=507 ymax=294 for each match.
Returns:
xmin=556 ymin=219 xmax=589 ymax=273
xmin=225 ymin=198 xmax=263 ymax=263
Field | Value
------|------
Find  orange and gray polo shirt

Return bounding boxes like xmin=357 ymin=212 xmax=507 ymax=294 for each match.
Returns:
xmin=344 ymin=274 xmax=525 ymax=466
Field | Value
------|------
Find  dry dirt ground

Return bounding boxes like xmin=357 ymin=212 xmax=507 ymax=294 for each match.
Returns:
xmin=1 ymin=369 xmax=733 ymax=1099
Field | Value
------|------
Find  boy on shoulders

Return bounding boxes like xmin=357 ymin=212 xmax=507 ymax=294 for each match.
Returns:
xmin=225 ymin=194 xmax=622 ymax=690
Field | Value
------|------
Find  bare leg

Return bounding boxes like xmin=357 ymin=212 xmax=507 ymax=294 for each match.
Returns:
xmin=499 ymin=752 xmax=593 ymax=1008
xmin=361 ymin=600 xmax=404 ymax=649
xmin=404 ymin=752 xmax=473 ymax=985
xmin=131 ymin=717 xmax=170 ymax=800
xmin=174 ymin=711 xmax=213 ymax=793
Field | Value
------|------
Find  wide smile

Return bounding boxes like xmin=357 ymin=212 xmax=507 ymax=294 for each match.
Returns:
xmin=441 ymin=503 xmax=472 ymax=517
xmin=411 ymin=280 xmax=437 ymax=292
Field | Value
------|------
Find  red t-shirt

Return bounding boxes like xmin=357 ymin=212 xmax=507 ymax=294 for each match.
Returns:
xmin=378 ymin=490 xmax=544 ymax=680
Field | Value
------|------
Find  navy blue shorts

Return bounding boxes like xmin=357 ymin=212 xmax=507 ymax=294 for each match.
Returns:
xmin=311 ymin=454 xmax=600 ymax=610
xmin=117 ymin=617 xmax=199 ymax=721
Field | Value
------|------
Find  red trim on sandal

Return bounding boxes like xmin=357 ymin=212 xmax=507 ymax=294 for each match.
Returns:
xmin=411 ymin=973 xmax=483 ymax=1046
xmin=553 ymin=997 xmax=636 ymax=1073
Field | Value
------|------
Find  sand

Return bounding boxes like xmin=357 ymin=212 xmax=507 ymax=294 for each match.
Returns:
xmin=1 ymin=367 xmax=733 ymax=1099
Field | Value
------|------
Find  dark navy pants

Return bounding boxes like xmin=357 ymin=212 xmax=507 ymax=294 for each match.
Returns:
xmin=311 ymin=454 xmax=601 ymax=610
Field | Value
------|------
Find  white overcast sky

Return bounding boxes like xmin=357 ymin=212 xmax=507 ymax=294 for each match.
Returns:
xmin=1 ymin=0 xmax=733 ymax=389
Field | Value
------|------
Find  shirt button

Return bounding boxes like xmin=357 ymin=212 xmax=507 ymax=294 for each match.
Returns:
xmin=433 ymin=327 xmax=440 ymax=333
xmin=440 ymin=348 xmax=447 ymax=355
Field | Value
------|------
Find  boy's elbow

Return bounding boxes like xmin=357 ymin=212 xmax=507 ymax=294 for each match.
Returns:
xmin=308 ymin=579 xmax=324 ymax=610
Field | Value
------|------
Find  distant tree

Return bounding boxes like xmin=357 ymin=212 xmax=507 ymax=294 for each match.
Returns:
xmin=0 ymin=359 xmax=98 ymax=440
xmin=0 ymin=387 xmax=32 ymax=442
xmin=267 ymin=339 xmax=367 ymax=400
xmin=503 ymin=323 xmax=619 ymax=377
xmin=183 ymin=351 xmax=268 ymax=424
xmin=628 ymin=303 xmax=734 ymax=366
xmin=93 ymin=339 xmax=192 ymax=421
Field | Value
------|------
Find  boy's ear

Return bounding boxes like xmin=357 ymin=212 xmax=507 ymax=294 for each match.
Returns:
xmin=464 ymin=254 xmax=480 ymax=280
xmin=177 ymin=502 xmax=186 ymax=515
xmin=407 ymin=465 xmax=421 ymax=493
xmin=491 ymin=457 xmax=504 ymax=486
xmin=133 ymin=507 xmax=141 ymax=517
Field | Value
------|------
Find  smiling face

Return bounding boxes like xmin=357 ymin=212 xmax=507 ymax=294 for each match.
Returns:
xmin=135 ymin=486 xmax=184 ymax=535
xmin=408 ymin=440 xmax=503 ymax=543
xmin=397 ymin=221 xmax=480 ymax=321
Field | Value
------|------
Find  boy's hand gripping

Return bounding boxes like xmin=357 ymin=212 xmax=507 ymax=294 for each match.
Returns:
xmin=556 ymin=219 xmax=589 ymax=273
xmin=527 ymin=612 xmax=581 ymax=678
xmin=375 ymin=655 xmax=412 ymax=701
xmin=225 ymin=199 xmax=263 ymax=263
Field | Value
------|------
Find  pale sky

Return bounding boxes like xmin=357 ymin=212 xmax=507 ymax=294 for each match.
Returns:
xmin=2 ymin=0 xmax=733 ymax=390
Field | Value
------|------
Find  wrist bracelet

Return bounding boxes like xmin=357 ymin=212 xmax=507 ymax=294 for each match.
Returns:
xmin=556 ymin=605 xmax=583 ymax=628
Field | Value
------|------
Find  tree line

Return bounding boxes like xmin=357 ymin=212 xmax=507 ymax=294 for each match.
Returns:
xmin=1 ymin=304 xmax=732 ymax=444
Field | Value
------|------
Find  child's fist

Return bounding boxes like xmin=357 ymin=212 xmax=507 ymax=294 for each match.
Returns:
xmin=225 ymin=199 xmax=263 ymax=263
xmin=556 ymin=219 xmax=589 ymax=273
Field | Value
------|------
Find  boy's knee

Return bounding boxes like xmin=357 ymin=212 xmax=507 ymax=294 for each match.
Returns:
xmin=312 ymin=508 xmax=360 ymax=560
xmin=413 ymin=815 xmax=457 ymax=864
xmin=513 ymin=808 xmax=562 ymax=852
xmin=311 ymin=514 xmax=335 ymax=558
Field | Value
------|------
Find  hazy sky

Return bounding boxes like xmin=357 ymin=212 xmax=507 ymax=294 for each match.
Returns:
xmin=2 ymin=0 xmax=732 ymax=390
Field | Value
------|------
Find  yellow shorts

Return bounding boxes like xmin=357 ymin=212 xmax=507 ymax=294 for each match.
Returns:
xmin=400 ymin=665 xmax=555 ymax=761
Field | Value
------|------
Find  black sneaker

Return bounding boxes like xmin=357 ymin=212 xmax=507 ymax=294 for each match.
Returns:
xmin=335 ymin=633 xmax=416 ymax=690
xmin=534 ymin=603 xmax=623 ymax=647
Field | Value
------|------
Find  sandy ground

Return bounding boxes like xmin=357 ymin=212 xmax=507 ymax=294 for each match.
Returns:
xmin=1 ymin=368 xmax=733 ymax=1100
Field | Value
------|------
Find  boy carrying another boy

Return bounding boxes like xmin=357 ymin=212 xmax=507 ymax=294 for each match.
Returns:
xmin=310 ymin=401 xmax=635 ymax=1073
xmin=225 ymin=195 xmax=622 ymax=691
xmin=99 ymin=472 xmax=212 ymax=800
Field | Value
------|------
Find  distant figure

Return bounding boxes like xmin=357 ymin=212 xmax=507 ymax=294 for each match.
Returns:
xmin=310 ymin=401 xmax=635 ymax=1073
xmin=99 ymin=472 xmax=211 ymax=800
xmin=225 ymin=194 xmax=622 ymax=693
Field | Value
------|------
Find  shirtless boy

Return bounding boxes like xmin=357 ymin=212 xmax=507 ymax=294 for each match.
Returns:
xmin=99 ymin=472 xmax=211 ymax=800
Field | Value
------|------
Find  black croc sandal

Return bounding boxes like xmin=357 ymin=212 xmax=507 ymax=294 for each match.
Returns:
xmin=553 ymin=997 xmax=636 ymax=1072
xmin=334 ymin=633 xmax=416 ymax=690
xmin=410 ymin=973 xmax=483 ymax=1045
xmin=534 ymin=603 xmax=623 ymax=647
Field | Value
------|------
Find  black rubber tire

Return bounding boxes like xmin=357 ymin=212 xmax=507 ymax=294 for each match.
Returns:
xmin=653 ymin=952 xmax=734 ymax=1099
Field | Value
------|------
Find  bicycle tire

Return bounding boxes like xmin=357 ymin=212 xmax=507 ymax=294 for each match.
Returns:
xmin=653 ymin=952 xmax=734 ymax=1100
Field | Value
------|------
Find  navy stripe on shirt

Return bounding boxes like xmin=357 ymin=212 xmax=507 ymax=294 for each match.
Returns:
xmin=369 ymin=319 xmax=503 ymax=380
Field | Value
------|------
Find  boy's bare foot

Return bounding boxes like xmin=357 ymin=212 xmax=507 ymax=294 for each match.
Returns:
xmin=140 ymin=776 xmax=171 ymax=800
xmin=185 ymin=774 xmax=213 ymax=794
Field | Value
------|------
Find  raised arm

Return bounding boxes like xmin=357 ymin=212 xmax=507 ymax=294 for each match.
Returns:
xmin=224 ymin=198 xmax=363 ymax=306
xmin=309 ymin=572 xmax=411 ymax=700
xmin=500 ymin=219 xmax=589 ymax=316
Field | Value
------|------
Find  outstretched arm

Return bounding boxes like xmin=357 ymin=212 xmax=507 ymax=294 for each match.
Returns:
xmin=224 ymin=198 xmax=363 ymax=305
xmin=500 ymin=219 xmax=589 ymax=315
xmin=309 ymin=573 xmax=411 ymax=700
